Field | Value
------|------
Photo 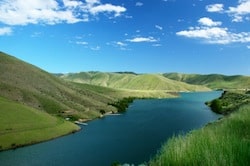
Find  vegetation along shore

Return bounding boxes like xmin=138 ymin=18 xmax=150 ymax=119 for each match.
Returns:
xmin=149 ymin=90 xmax=250 ymax=166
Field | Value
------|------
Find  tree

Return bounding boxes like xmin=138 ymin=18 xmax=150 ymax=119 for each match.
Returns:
xmin=100 ymin=109 xmax=106 ymax=115
xmin=210 ymin=99 xmax=222 ymax=113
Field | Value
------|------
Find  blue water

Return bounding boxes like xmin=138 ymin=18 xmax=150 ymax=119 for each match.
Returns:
xmin=0 ymin=91 xmax=222 ymax=166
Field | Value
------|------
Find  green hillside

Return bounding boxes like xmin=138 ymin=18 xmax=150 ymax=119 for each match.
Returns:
xmin=163 ymin=73 xmax=250 ymax=90
xmin=0 ymin=52 xmax=119 ymax=120
xmin=60 ymin=72 xmax=210 ymax=92
xmin=73 ymin=83 xmax=176 ymax=99
xmin=0 ymin=97 xmax=80 ymax=151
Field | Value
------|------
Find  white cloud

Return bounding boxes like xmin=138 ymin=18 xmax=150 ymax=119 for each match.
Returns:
xmin=127 ymin=36 xmax=158 ymax=43
xmin=89 ymin=4 xmax=126 ymax=17
xmin=177 ymin=19 xmax=184 ymax=22
xmin=125 ymin=15 xmax=133 ymax=19
xmin=90 ymin=46 xmax=100 ymax=51
xmin=177 ymin=26 xmax=250 ymax=44
xmin=0 ymin=0 xmax=81 ymax=25
xmin=177 ymin=1 xmax=250 ymax=45
xmin=228 ymin=0 xmax=250 ymax=22
xmin=162 ymin=0 xmax=175 ymax=2
xmin=0 ymin=0 xmax=126 ymax=26
xmin=107 ymin=41 xmax=129 ymax=50
xmin=152 ymin=43 xmax=162 ymax=47
xmin=247 ymin=45 xmax=250 ymax=49
xmin=0 ymin=27 xmax=12 ymax=36
xmin=116 ymin=41 xmax=129 ymax=50
xmin=206 ymin=4 xmax=224 ymax=12
xmin=63 ymin=0 xmax=83 ymax=8
xmin=206 ymin=1 xmax=250 ymax=22
xmin=198 ymin=17 xmax=222 ymax=26
xmin=31 ymin=32 xmax=42 ymax=38
xmin=177 ymin=16 xmax=250 ymax=44
xmin=155 ymin=25 xmax=163 ymax=30
xmin=232 ymin=15 xmax=244 ymax=22
xmin=116 ymin=41 xmax=127 ymax=47
xmin=135 ymin=2 xmax=143 ymax=7
xmin=228 ymin=0 xmax=250 ymax=15
xmin=85 ymin=0 xmax=100 ymax=5
xmin=76 ymin=41 xmax=88 ymax=45
xmin=177 ymin=27 xmax=227 ymax=40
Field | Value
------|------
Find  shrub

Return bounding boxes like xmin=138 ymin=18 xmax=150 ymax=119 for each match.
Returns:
xmin=111 ymin=161 xmax=120 ymax=166
xmin=99 ymin=109 xmax=106 ymax=115
xmin=210 ymin=99 xmax=222 ymax=113
xmin=108 ymin=97 xmax=135 ymax=113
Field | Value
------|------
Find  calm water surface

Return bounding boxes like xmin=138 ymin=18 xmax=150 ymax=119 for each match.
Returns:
xmin=0 ymin=91 xmax=222 ymax=166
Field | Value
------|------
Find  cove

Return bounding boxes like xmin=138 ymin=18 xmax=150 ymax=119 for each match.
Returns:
xmin=0 ymin=91 xmax=222 ymax=166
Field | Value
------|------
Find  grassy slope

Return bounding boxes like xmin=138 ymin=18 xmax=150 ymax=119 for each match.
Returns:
xmin=208 ymin=91 xmax=250 ymax=114
xmin=73 ymin=83 xmax=176 ymax=99
xmin=164 ymin=73 xmax=250 ymax=90
xmin=0 ymin=52 xmax=120 ymax=119
xmin=149 ymin=91 xmax=250 ymax=166
xmin=0 ymin=97 xmax=80 ymax=151
xmin=60 ymin=72 xmax=210 ymax=92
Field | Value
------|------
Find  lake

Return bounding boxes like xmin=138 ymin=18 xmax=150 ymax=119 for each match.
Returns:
xmin=0 ymin=91 xmax=222 ymax=166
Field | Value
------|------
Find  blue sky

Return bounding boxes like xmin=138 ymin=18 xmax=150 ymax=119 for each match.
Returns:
xmin=0 ymin=0 xmax=250 ymax=75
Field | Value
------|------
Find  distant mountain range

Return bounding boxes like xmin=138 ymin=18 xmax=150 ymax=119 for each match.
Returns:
xmin=59 ymin=71 xmax=250 ymax=91
xmin=59 ymin=72 xmax=210 ymax=92
xmin=163 ymin=73 xmax=250 ymax=90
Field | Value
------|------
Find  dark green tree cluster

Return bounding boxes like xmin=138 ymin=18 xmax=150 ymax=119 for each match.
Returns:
xmin=99 ymin=109 xmax=106 ymax=115
xmin=111 ymin=161 xmax=120 ymax=166
xmin=108 ymin=97 xmax=135 ymax=113
xmin=210 ymin=99 xmax=222 ymax=113
xmin=207 ymin=91 xmax=250 ymax=114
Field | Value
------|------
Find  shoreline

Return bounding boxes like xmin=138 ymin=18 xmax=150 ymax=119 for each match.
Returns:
xmin=149 ymin=103 xmax=250 ymax=165
xmin=0 ymin=121 xmax=80 ymax=152
xmin=149 ymin=90 xmax=250 ymax=165
xmin=0 ymin=90 xmax=212 ymax=152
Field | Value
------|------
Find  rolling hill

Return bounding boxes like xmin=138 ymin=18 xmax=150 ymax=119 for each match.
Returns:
xmin=60 ymin=72 xmax=210 ymax=92
xmin=0 ymin=52 xmax=120 ymax=120
xmin=163 ymin=73 xmax=250 ymax=90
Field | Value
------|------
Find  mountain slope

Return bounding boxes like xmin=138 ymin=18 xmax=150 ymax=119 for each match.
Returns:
xmin=0 ymin=52 xmax=118 ymax=119
xmin=163 ymin=73 xmax=250 ymax=89
xmin=0 ymin=97 xmax=79 ymax=150
xmin=60 ymin=72 xmax=210 ymax=92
